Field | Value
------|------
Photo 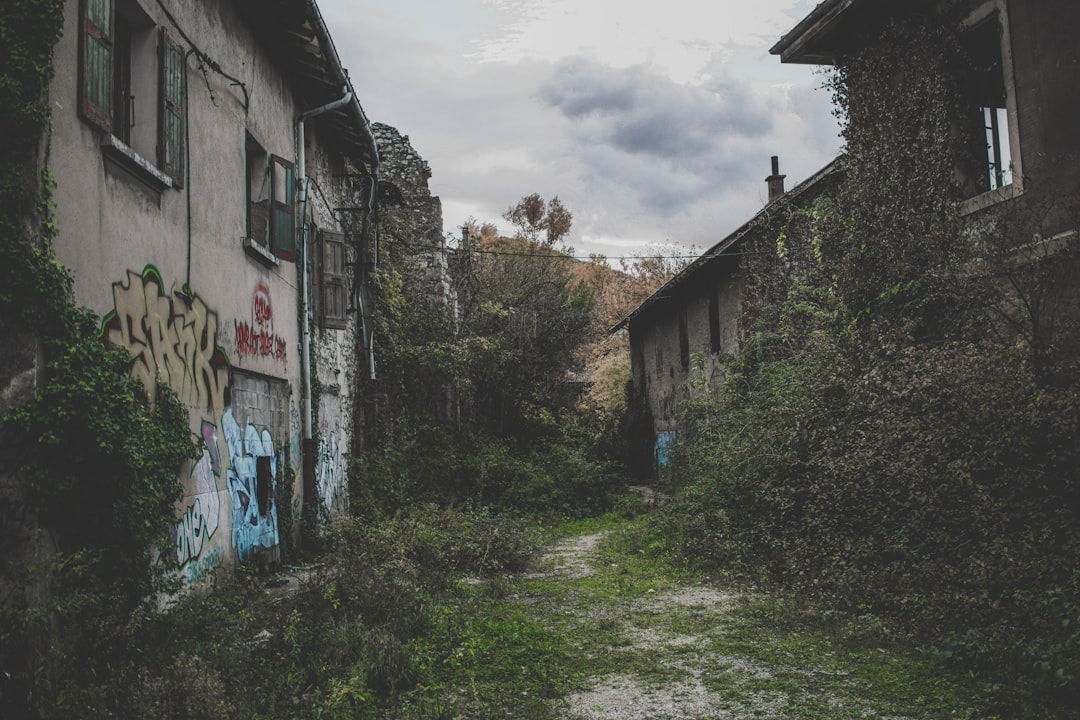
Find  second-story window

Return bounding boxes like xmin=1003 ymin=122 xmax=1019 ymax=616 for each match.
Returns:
xmin=319 ymin=230 xmax=348 ymax=330
xmin=78 ymin=0 xmax=186 ymax=186
xmin=960 ymin=5 xmax=1019 ymax=200
xmin=245 ymin=135 xmax=295 ymax=261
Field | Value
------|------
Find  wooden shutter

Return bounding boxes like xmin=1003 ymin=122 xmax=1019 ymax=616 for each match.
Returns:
xmin=159 ymin=28 xmax=185 ymax=184
xmin=269 ymin=156 xmax=296 ymax=260
xmin=320 ymin=230 xmax=348 ymax=329
xmin=79 ymin=0 xmax=113 ymax=132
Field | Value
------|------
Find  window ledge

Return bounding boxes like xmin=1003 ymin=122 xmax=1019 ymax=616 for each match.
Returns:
xmin=242 ymin=236 xmax=280 ymax=267
xmin=960 ymin=182 xmax=1021 ymax=216
xmin=101 ymin=135 xmax=174 ymax=192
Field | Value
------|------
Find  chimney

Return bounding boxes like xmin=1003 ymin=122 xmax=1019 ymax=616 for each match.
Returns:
xmin=766 ymin=155 xmax=786 ymax=203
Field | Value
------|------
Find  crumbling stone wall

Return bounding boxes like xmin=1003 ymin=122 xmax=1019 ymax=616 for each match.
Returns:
xmin=372 ymin=123 xmax=453 ymax=307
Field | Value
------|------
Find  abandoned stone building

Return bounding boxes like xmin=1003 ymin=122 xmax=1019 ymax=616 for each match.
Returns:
xmin=614 ymin=159 xmax=843 ymax=474
xmin=1 ymin=0 xmax=386 ymax=588
xmin=619 ymin=0 xmax=1080 ymax=474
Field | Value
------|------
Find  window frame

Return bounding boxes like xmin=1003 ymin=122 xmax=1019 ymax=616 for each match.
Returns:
xmin=268 ymin=155 xmax=296 ymax=260
xmin=708 ymin=289 xmax=722 ymax=354
xmin=959 ymin=0 xmax=1024 ymax=215
xmin=77 ymin=0 xmax=186 ymax=188
xmin=159 ymin=27 xmax=185 ymax=185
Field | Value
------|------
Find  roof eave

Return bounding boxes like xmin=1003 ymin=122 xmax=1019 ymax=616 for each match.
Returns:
xmin=769 ymin=0 xmax=862 ymax=65
xmin=609 ymin=158 xmax=845 ymax=335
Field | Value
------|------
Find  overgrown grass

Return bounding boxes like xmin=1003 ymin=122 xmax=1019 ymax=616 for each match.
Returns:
xmin=6 ymin=504 xmax=989 ymax=718
xmin=405 ymin=511 xmax=983 ymax=719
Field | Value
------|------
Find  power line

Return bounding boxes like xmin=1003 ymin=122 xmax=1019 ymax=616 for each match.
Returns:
xmin=388 ymin=239 xmax=769 ymax=262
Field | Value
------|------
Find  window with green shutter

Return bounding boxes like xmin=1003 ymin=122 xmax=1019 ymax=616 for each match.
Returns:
xmin=159 ymin=29 xmax=185 ymax=185
xmin=78 ymin=0 xmax=186 ymax=189
xmin=80 ymin=0 xmax=114 ymax=132
xmin=269 ymin=156 xmax=296 ymax=260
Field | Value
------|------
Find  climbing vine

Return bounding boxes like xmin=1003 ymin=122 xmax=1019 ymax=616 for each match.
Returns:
xmin=662 ymin=9 xmax=1080 ymax=717
xmin=1 ymin=2 xmax=197 ymax=716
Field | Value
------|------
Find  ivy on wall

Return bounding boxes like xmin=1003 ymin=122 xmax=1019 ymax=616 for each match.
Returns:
xmin=1 ymin=2 xmax=197 ymax=715
xmin=662 ymin=8 xmax=1080 ymax=717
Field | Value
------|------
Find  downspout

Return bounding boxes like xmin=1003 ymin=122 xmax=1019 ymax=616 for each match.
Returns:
xmin=301 ymin=0 xmax=380 ymax=381
xmin=298 ymin=89 xmax=352 ymax=443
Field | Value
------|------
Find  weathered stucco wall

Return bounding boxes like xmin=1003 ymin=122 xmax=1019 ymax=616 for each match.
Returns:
xmin=42 ymin=0 xmax=368 ymax=585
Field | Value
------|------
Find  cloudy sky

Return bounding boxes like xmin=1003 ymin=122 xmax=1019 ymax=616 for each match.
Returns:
xmin=318 ymin=0 xmax=844 ymax=259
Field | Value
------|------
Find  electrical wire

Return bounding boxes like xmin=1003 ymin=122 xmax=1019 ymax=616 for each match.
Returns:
xmin=387 ymin=239 xmax=770 ymax=262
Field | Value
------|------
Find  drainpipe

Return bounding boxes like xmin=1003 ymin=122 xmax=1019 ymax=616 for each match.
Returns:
xmin=298 ymin=88 xmax=352 ymax=447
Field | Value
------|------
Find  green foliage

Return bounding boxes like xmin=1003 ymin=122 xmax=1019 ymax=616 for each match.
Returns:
xmin=0 ymin=4 xmax=197 ymax=715
xmin=358 ymin=213 xmax=612 ymax=520
xmin=658 ymin=11 xmax=1080 ymax=718
xmin=35 ymin=505 xmax=545 ymax=720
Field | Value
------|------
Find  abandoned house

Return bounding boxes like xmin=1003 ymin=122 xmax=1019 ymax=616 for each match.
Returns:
xmin=10 ymin=0 xmax=381 ymax=586
xmin=618 ymin=0 xmax=1080 ymax=475
xmin=772 ymin=0 xmax=1080 ymax=218
xmin=613 ymin=158 xmax=843 ymax=475
xmin=771 ymin=0 xmax=1080 ymax=358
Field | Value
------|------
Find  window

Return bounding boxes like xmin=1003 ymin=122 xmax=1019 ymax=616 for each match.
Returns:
xmin=79 ymin=0 xmax=185 ymax=186
xmin=708 ymin=290 xmax=722 ymax=354
xmin=678 ymin=309 xmax=690 ymax=370
xmin=319 ymin=230 xmax=348 ymax=329
xmin=245 ymin=136 xmax=295 ymax=261
xmin=654 ymin=329 xmax=664 ymax=378
xmin=960 ymin=3 xmax=1021 ymax=202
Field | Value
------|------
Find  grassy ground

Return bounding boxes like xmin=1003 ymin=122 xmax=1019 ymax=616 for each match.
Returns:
xmin=388 ymin=513 xmax=984 ymax=719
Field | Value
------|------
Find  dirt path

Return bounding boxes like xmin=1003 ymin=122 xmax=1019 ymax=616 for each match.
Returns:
xmin=513 ymin=524 xmax=976 ymax=720
xmin=531 ymin=531 xmax=762 ymax=719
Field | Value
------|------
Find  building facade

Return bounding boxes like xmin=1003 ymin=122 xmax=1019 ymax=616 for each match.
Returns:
xmin=615 ymin=160 xmax=841 ymax=474
xmin=38 ymin=0 xmax=378 ymax=584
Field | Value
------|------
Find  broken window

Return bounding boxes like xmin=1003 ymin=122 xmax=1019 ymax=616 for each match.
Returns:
xmin=961 ymin=9 xmax=1016 ymax=197
xmin=245 ymin=138 xmax=295 ymax=261
xmin=78 ymin=0 xmax=186 ymax=186
xmin=255 ymin=456 xmax=272 ymax=517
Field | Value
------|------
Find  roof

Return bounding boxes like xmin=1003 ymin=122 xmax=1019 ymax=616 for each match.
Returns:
xmin=770 ymin=0 xmax=944 ymax=65
xmin=770 ymin=0 xmax=861 ymax=64
xmin=609 ymin=158 xmax=844 ymax=334
xmin=231 ymin=0 xmax=379 ymax=172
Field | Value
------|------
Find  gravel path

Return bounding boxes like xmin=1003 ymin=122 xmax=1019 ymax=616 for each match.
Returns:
xmin=513 ymin=526 xmax=966 ymax=720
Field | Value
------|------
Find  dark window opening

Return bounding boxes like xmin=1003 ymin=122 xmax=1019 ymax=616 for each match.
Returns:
xmin=708 ymin=291 xmax=722 ymax=354
xmin=245 ymin=141 xmax=295 ymax=260
xmin=654 ymin=332 xmax=664 ymax=378
xmin=678 ymin=309 xmax=690 ymax=369
xmin=962 ymin=14 xmax=1013 ymax=196
xmin=256 ymin=456 xmax=272 ymax=517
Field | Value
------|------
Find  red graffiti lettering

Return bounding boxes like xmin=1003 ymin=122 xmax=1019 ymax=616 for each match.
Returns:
xmin=235 ymin=320 xmax=287 ymax=363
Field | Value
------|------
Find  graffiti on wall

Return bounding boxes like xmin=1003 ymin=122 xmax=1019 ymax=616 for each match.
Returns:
xmin=235 ymin=281 xmax=287 ymax=364
xmin=103 ymin=268 xmax=291 ymax=573
xmin=171 ymin=420 xmax=223 ymax=575
xmin=316 ymin=425 xmax=344 ymax=521
xmin=104 ymin=267 xmax=233 ymax=580
xmin=223 ymin=408 xmax=280 ymax=561
xmin=654 ymin=431 xmax=676 ymax=469
xmin=103 ymin=266 xmax=230 ymax=423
